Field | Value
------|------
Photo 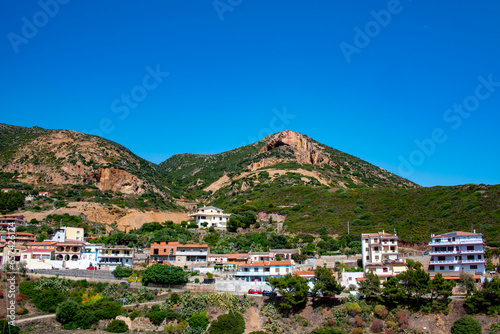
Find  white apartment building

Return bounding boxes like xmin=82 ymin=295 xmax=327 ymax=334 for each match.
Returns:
xmin=235 ymin=260 xmax=293 ymax=282
xmin=97 ymin=246 xmax=134 ymax=270
xmin=361 ymin=231 xmax=407 ymax=281
xmin=428 ymin=231 xmax=485 ymax=274
xmin=188 ymin=206 xmax=231 ymax=229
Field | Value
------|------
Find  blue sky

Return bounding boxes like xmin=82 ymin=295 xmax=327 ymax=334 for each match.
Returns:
xmin=1 ymin=0 xmax=499 ymax=187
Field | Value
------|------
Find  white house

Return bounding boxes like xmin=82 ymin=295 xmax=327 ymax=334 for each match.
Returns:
xmin=188 ymin=206 xmax=231 ymax=229
xmin=428 ymin=231 xmax=485 ymax=275
xmin=235 ymin=260 xmax=292 ymax=282
xmin=97 ymin=246 xmax=134 ymax=271
xmin=361 ymin=231 xmax=407 ymax=282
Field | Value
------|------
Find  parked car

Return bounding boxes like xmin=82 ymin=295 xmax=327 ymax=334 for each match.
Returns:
xmin=248 ymin=289 xmax=262 ymax=294
xmin=119 ymin=282 xmax=130 ymax=286
xmin=87 ymin=266 xmax=97 ymax=270
xmin=423 ymin=251 xmax=429 ymax=255
xmin=262 ymin=290 xmax=277 ymax=297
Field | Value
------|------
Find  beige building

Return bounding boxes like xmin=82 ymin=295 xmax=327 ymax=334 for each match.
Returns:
xmin=97 ymin=246 xmax=134 ymax=270
xmin=361 ymin=231 xmax=406 ymax=282
xmin=188 ymin=206 xmax=231 ymax=229
xmin=150 ymin=241 xmax=209 ymax=268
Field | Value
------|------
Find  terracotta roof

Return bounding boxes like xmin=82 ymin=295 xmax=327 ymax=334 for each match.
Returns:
xmin=0 ymin=232 xmax=35 ymax=236
xmin=357 ymin=277 xmax=366 ymax=281
xmin=27 ymin=241 xmax=57 ymax=246
xmin=22 ymin=249 xmax=54 ymax=253
xmin=293 ymin=271 xmax=315 ymax=276
xmin=228 ymin=253 xmax=248 ymax=259
xmin=153 ymin=241 xmax=209 ymax=247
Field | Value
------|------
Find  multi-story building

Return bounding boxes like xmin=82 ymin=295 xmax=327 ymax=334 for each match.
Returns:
xmin=428 ymin=231 xmax=485 ymax=275
xmin=208 ymin=253 xmax=249 ymax=267
xmin=97 ymin=246 xmax=134 ymax=270
xmin=235 ymin=260 xmax=293 ymax=282
xmin=150 ymin=241 xmax=209 ymax=267
xmin=188 ymin=206 xmax=231 ymax=229
xmin=0 ymin=214 xmax=26 ymax=230
xmin=54 ymin=241 xmax=84 ymax=262
xmin=0 ymin=232 xmax=36 ymax=245
xmin=361 ymin=231 xmax=406 ymax=281
xmin=51 ymin=226 xmax=85 ymax=242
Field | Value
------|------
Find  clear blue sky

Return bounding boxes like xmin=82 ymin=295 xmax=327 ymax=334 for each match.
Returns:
xmin=1 ymin=1 xmax=499 ymax=187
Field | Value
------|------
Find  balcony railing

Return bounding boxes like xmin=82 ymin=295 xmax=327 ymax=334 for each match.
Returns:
xmin=460 ymin=249 xmax=484 ymax=254
xmin=429 ymin=250 xmax=458 ymax=255
xmin=461 ymin=259 xmax=485 ymax=264
xmin=430 ymin=260 xmax=460 ymax=265
xmin=98 ymin=253 xmax=133 ymax=258
xmin=429 ymin=239 xmax=483 ymax=245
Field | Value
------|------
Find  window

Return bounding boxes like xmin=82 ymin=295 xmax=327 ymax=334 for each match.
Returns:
xmin=467 ymin=255 xmax=474 ymax=260
xmin=478 ymin=255 xmax=482 ymax=260
xmin=383 ymin=268 xmax=388 ymax=273
xmin=374 ymin=247 xmax=379 ymax=251
xmin=153 ymin=249 xmax=159 ymax=255
xmin=447 ymin=247 xmax=454 ymax=251
xmin=365 ymin=248 xmax=369 ymax=252
xmin=449 ymin=266 xmax=454 ymax=270
xmin=375 ymin=256 xmax=379 ymax=261
xmin=170 ymin=249 xmax=174 ymax=255
xmin=470 ymin=265 xmax=478 ymax=270
xmin=254 ymin=268 xmax=258 ymax=272
xmin=366 ymin=256 xmax=369 ymax=260
xmin=438 ymin=256 xmax=445 ymax=261
xmin=275 ymin=268 xmax=279 ymax=273
xmin=440 ymin=266 xmax=445 ymax=270
xmin=467 ymin=245 xmax=474 ymax=251
xmin=264 ymin=268 xmax=270 ymax=272
xmin=286 ymin=268 xmax=289 ymax=272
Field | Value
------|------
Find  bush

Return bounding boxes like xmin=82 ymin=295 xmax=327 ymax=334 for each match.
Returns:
xmin=189 ymin=312 xmax=209 ymax=330
xmin=169 ymin=292 xmax=180 ymax=304
xmin=0 ymin=320 xmax=20 ymax=334
xmin=346 ymin=303 xmax=361 ymax=316
xmin=395 ymin=311 xmax=409 ymax=326
xmin=194 ymin=278 xmax=200 ymax=283
xmin=354 ymin=315 xmax=363 ymax=327
xmin=18 ymin=281 xmax=38 ymax=297
xmin=209 ymin=312 xmax=245 ymax=334
xmin=129 ymin=311 xmax=141 ymax=320
xmin=373 ymin=305 xmax=388 ymax=319
xmin=90 ymin=300 xmax=123 ymax=320
xmin=147 ymin=310 xmax=167 ymax=325
xmin=451 ymin=316 xmax=481 ymax=334
xmin=106 ymin=319 xmax=129 ymax=333
xmin=112 ymin=265 xmax=134 ymax=278
xmin=371 ymin=319 xmax=384 ymax=333
xmin=32 ymin=288 xmax=66 ymax=312
xmin=350 ymin=329 xmax=363 ymax=334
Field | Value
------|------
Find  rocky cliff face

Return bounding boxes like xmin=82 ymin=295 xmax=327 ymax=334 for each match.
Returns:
xmin=93 ymin=168 xmax=145 ymax=195
xmin=0 ymin=127 xmax=163 ymax=196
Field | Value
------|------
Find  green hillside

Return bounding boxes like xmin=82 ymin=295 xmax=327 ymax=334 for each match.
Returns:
xmin=212 ymin=183 xmax=500 ymax=244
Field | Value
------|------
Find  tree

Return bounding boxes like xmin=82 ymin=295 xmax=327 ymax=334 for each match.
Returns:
xmin=358 ymin=271 xmax=382 ymax=302
xmin=142 ymin=264 xmax=188 ymax=286
xmin=451 ymin=316 xmax=481 ymax=334
xmin=209 ymin=312 xmax=245 ymax=334
xmin=227 ymin=215 xmax=241 ymax=232
xmin=464 ymin=276 xmax=500 ymax=315
xmin=267 ymin=274 xmax=309 ymax=312
xmin=397 ymin=261 xmax=430 ymax=307
xmin=428 ymin=273 xmax=455 ymax=311
xmin=382 ymin=276 xmax=407 ymax=308
xmin=457 ymin=273 xmax=476 ymax=296
xmin=292 ymin=253 xmax=307 ymax=264
xmin=56 ymin=300 xmax=81 ymax=325
xmin=312 ymin=266 xmax=343 ymax=297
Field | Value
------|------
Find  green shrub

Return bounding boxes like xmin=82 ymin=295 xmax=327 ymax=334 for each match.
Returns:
xmin=18 ymin=281 xmax=37 ymax=297
xmin=32 ymin=288 xmax=66 ymax=312
xmin=373 ymin=305 xmax=388 ymax=319
xmin=90 ymin=300 xmax=123 ymax=320
xmin=346 ymin=302 xmax=361 ymax=316
xmin=451 ymin=316 xmax=481 ymax=334
xmin=189 ymin=312 xmax=209 ymax=330
xmin=129 ymin=311 xmax=141 ymax=320
xmin=0 ymin=320 xmax=20 ymax=334
xmin=209 ymin=312 xmax=245 ymax=334
xmin=112 ymin=266 xmax=134 ymax=278
xmin=106 ymin=319 xmax=129 ymax=333
xmin=147 ymin=310 xmax=167 ymax=325
xmin=56 ymin=300 xmax=81 ymax=325
xmin=169 ymin=292 xmax=180 ymax=304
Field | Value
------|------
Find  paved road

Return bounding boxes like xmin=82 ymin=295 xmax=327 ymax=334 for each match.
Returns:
xmin=32 ymin=269 xmax=116 ymax=280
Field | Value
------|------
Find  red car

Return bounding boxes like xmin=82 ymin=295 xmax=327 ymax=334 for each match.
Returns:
xmin=87 ymin=266 xmax=97 ymax=270
xmin=248 ymin=289 xmax=263 ymax=294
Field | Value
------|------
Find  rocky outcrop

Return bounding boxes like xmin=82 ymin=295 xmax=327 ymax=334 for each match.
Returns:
xmin=93 ymin=168 xmax=145 ymax=195
xmin=252 ymin=130 xmax=331 ymax=169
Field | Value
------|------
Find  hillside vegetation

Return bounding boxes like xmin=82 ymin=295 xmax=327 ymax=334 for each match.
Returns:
xmin=214 ymin=183 xmax=500 ymax=244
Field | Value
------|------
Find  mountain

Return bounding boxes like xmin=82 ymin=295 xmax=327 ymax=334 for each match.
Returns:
xmin=159 ymin=130 xmax=418 ymax=200
xmin=0 ymin=123 xmax=167 ymax=196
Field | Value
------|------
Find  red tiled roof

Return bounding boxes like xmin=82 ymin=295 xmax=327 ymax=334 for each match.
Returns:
xmin=22 ymin=249 xmax=54 ymax=253
xmin=0 ymin=232 xmax=35 ymax=236
xmin=240 ymin=260 xmax=291 ymax=267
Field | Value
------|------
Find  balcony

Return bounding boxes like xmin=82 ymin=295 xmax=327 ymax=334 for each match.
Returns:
xmin=98 ymin=253 xmax=133 ymax=259
xmin=177 ymin=251 xmax=209 ymax=256
xmin=430 ymin=260 xmax=460 ymax=265
xmin=461 ymin=259 xmax=485 ymax=264
xmin=429 ymin=239 xmax=483 ymax=245
xmin=429 ymin=250 xmax=458 ymax=255
xmin=236 ymin=270 xmax=271 ymax=276
xmin=460 ymin=249 xmax=484 ymax=254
